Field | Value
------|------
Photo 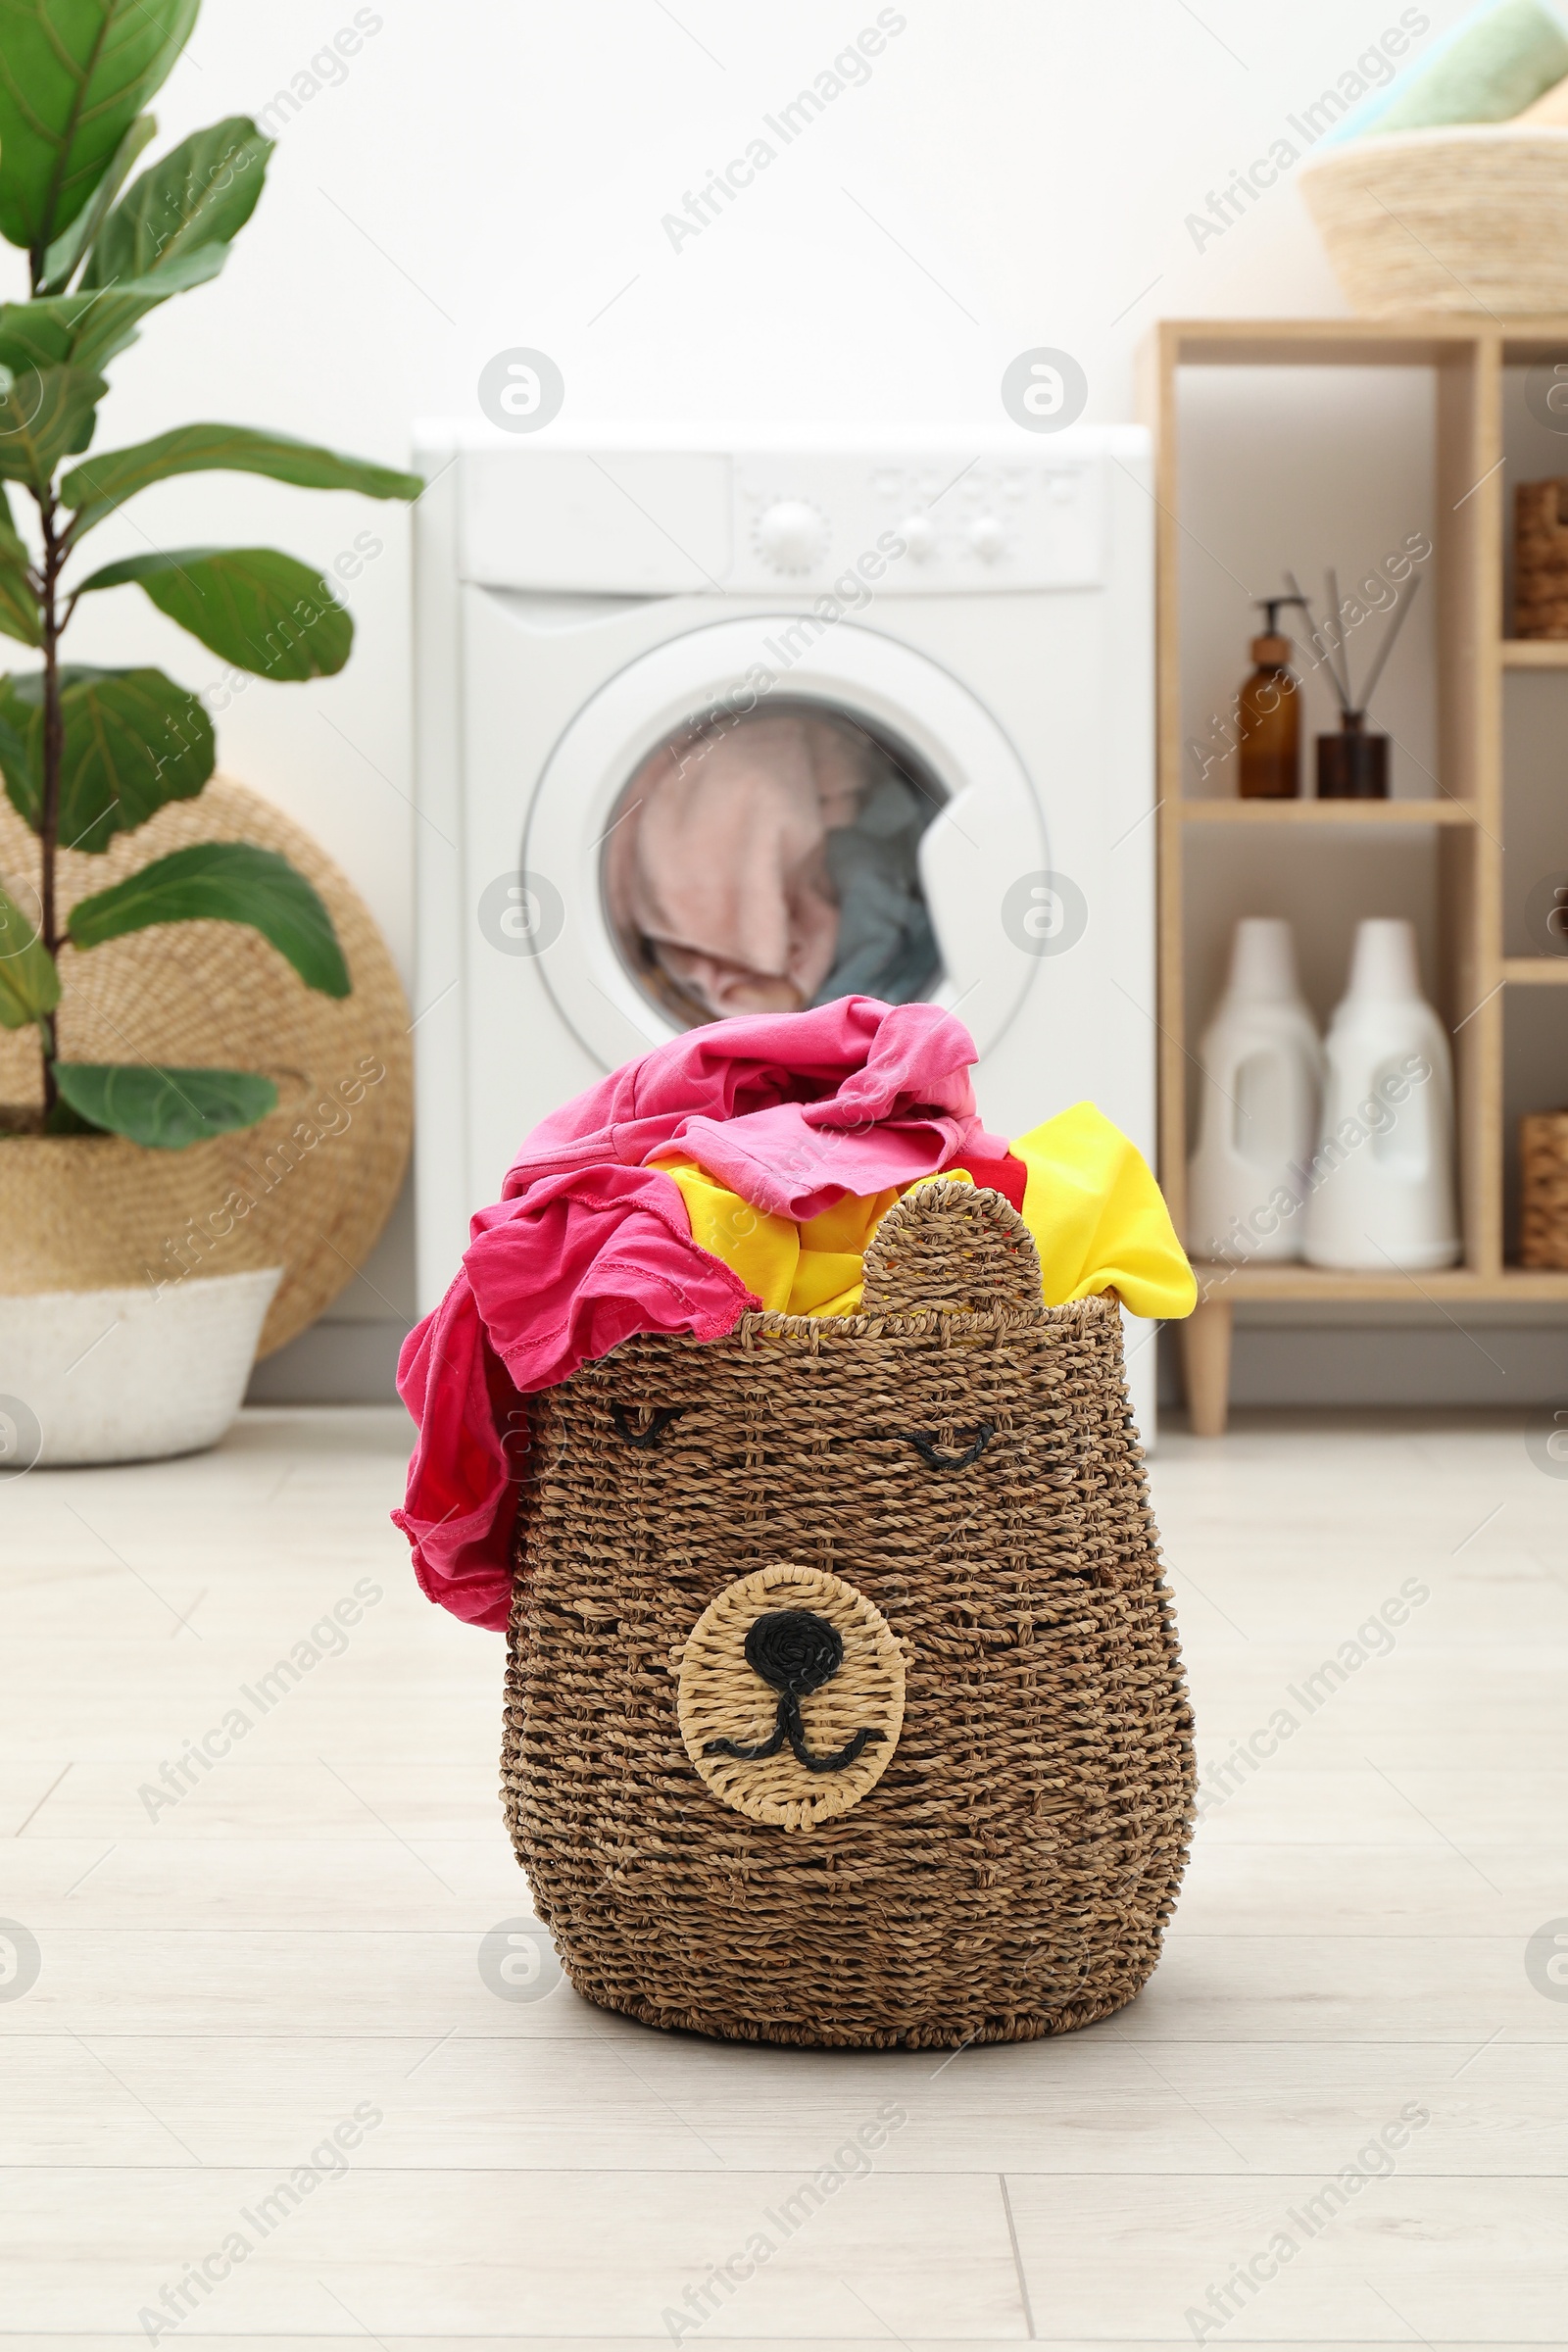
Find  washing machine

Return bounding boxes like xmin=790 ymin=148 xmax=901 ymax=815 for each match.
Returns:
xmin=412 ymin=424 xmax=1157 ymax=1422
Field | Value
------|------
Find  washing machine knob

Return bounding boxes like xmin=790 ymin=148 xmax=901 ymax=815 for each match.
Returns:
xmin=967 ymin=514 xmax=1006 ymax=562
xmin=756 ymin=499 xmax=828 ymax=571
xmin=899 ymin=514 xmax=939 ymax=562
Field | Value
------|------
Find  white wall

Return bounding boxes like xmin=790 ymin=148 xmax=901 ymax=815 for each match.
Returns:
xmin=8 ymin=0 xmax=1504 ymax=1399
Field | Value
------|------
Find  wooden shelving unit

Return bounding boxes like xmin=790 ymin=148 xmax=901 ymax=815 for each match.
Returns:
xmin=1145 ymin=317 xmax=1568 ymax=1432
xmin=1180 ymin=799 xmax=1474 ymax=826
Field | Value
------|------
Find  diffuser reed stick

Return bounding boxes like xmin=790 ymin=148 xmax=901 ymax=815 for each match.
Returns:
xmin=1284 ymin=564 xmax=1423 ymax=800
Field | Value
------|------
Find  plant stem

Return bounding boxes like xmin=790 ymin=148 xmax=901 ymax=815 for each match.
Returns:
xmin=37 ymin=487 xmax=63 ymax=1113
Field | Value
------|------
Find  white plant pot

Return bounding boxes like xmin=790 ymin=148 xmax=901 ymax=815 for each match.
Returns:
xmin=0 ymin=1267 xmax=282 ymax=1470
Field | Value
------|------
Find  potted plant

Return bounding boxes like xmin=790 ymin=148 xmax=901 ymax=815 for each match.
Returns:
xmin=0 ymin=0 xmax=420 ymax=1467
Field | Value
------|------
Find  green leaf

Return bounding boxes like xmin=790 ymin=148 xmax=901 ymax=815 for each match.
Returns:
xmin=0 ymin=490 xmax=40 ymax=647
xmin=0 ymin=0 xmax=199 ymax=255
xmin=53 ymin=1060 xmax=277 ymax=1148
xmin=42 ymin=1094 xmax=95 ymax=1134
xmin=68 ymin=841 xmax=350 ymax=996
xmin=0 ymin=688 xmax=27 ymax=800
xmin=62 ymin=422 xmax=423 ymax=536
xmin=0 ymin=245 xmax=227 ymax=375
xmin=81 ymin=115 xmax=271 ymax=287
xmin=0 ymin=664 xmax=214 ymax=852
xmin=0 ymin=564 xmax=41 ymax=647
xmin=0 ymin=874 xmax=59 ymax=1027
xmin=0 ymin=706 xmax=33 ymax=822
xmin=0 ymin=488 xmax=28 ymax=566
xmin=0 ymin=362 xmax=107 ymax=489
xmin=36 ymin=110 xmax=156 ymax=291
xmin=75 ymin=545 xmax=353 ymax=679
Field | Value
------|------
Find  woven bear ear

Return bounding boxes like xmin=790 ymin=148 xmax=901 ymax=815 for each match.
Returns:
xmin=859 ymin=1178 xmax=1044 ymax=1316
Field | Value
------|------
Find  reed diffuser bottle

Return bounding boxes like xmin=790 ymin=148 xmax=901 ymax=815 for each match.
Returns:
xmin=1293 ymin=566 xmax=1422 ymax=801
xmin=1319 ymin=708 xmax=1386 ymax=800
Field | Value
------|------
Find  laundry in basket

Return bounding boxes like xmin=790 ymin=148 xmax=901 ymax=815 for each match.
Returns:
xmin=395 ymin=996 xmax=1198 ymax=2046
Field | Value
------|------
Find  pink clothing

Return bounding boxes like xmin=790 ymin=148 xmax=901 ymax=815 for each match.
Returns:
xmin=394 ymin=997 xmax=1006 ymax=1632
xmin=392 ymin=1171 xmax=748 ymax=1633
xmin=603 ymin=712 xmax=875 ymax=1019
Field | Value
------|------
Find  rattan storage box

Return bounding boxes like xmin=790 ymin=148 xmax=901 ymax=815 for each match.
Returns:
xmin=1514 ymin=481 xmax=1568 ymax=640
xmin=1520 ymin=1111 xmax=1568 ymax=1268
xmin=500 ymin=1182 xmax=1196 ymax=2049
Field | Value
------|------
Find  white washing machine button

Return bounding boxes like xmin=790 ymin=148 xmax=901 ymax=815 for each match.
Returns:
xmin=756 ymin=499 xmax=828 ymax=571
xmin=967 ymin=514 xmax=1006 ymax=561
xmin=900 ymin=514 xmax=939 ymax=562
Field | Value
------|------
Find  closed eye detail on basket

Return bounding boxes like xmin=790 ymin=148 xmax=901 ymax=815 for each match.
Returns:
xmin=903 ymin=1422 xmax=995 ymax=1470
xmin=702 ymin=1608 xmax=885 ymax=1775
xmin=609 ymin=1402 xmax=687 ymax=1448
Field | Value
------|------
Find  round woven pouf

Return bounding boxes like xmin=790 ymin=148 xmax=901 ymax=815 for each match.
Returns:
xmin=0 ymin=775 xmax=411 ymax=1356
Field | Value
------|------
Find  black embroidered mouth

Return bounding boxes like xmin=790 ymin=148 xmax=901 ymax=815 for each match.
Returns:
xmin=702 ymin=1607 xmax=884 ymax=1775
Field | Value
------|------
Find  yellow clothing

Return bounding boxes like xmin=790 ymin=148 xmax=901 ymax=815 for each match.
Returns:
xmin=1011 ymin=1102 xmax=1197 ymax=1320
xmin=654 ymin=1102 xmax=1195 ymax=1323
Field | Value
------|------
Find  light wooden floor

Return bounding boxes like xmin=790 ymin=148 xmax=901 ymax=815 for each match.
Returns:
xmin=2 ymin=1405 xmax=1564 ymax=2350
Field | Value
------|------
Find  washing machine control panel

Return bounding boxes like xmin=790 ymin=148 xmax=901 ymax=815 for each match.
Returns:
xmin=733 ymin=455 xmax=1105 ymax=594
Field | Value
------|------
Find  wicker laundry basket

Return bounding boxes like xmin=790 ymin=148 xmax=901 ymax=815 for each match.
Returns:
xmin=500 ymin=1180 xmax=1196 ymax=2049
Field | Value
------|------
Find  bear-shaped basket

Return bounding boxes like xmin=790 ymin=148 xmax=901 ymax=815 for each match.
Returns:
xmin=502 ymin=1178 xmax=1195 ymax=2048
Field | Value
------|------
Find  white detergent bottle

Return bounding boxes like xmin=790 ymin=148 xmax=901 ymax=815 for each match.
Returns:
xmin=1303 ymin=918 xmax=1460 ymax=1271
xmin=1187 ymin=918 xmax=1323 ymax=1262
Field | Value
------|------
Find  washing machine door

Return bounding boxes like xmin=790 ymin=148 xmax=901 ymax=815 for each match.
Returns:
xmin=523 ymin=615 xmax=1045 ymax=1069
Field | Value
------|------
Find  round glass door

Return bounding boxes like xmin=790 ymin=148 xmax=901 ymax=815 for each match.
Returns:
xmin=521 ymin=614 xmax=1045 ymax=1070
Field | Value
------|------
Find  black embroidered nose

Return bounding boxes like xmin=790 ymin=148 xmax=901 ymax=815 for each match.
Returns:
xmin=745 ymin=1609 xmax=842 ymax=1696
xmin=704 ymin=1606 xmax=883 ymax=1776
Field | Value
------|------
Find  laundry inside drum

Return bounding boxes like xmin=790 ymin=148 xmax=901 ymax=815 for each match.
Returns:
xmin=602 ymin=701 xmax=944 ymax=1026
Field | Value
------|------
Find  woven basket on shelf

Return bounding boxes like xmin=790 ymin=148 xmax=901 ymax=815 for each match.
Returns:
xmin=501 ymin=1179 xmax=1196 ymax=2050
xmin=1520 ymin=1111 xmax=1568 ymax=1268
xmin=1514 ymin=480 xmax=1568 ymax=638
xmin=0 ymin=775 xmax=412 ymax=1356
xmin=1298 ymin=127 xmax=1568 ymax=316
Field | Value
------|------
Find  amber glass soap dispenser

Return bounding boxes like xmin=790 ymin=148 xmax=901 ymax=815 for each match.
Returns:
xmin=1238 ymin=594 xmax=1307 ymax=799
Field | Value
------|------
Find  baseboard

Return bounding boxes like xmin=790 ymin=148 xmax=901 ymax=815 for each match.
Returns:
xmin=246 ymin=1317 xmax=406 ymax=1406
xmin=1159 ymin=1316 xmax=1568 ymax=1409
xmin=255 ymin=1309 xmax=1568 ymax=1413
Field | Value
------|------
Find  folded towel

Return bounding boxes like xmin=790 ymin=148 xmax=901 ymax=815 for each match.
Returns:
xmin=1371 ymin=0 xmax=1568 ymax=133
xmin=1516 ymin=59 xmax=1568 ymax=114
